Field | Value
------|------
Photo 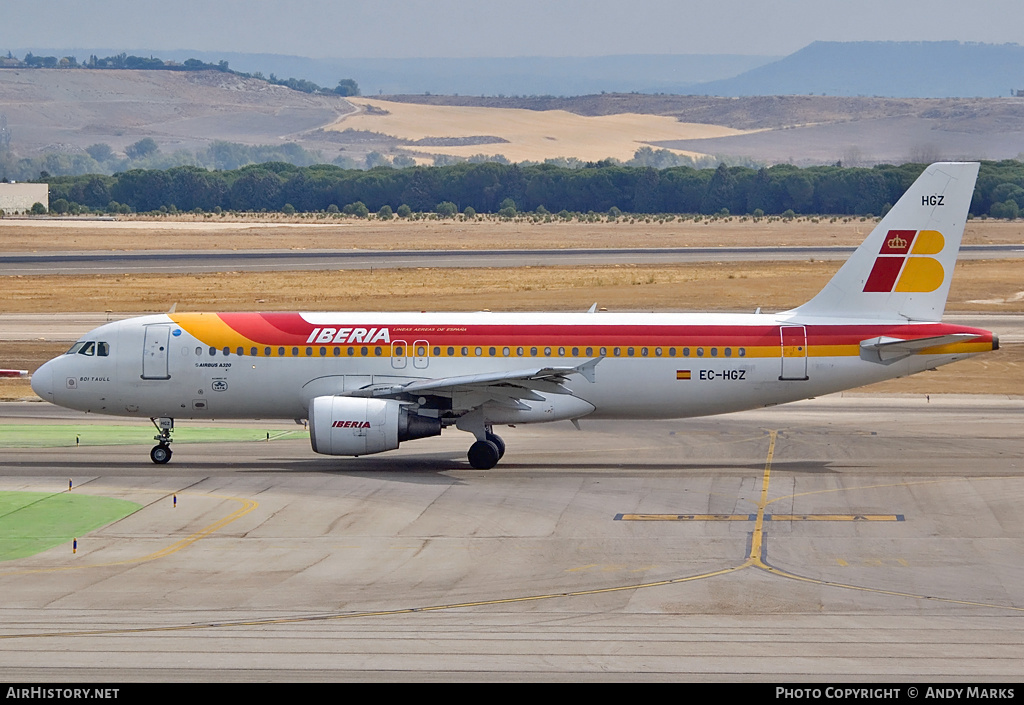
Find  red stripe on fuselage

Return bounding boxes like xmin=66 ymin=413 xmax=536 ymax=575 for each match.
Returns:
xmin=217 ymin=313 xmax=314 ymax=344
xmin=196 ymin=314 xmax=993 ymax=348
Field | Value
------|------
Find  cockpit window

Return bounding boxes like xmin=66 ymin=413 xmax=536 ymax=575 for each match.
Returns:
xmin=65 ymin=341 xmax=110 ymax=356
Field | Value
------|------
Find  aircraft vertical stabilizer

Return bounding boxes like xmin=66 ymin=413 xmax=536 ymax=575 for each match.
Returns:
xmin=788 ymin=162 xmax=979 ymax=322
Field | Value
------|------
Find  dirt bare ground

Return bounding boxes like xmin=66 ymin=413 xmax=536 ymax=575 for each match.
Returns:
xmin=2 ymin=217 xmax=1023 ymax=252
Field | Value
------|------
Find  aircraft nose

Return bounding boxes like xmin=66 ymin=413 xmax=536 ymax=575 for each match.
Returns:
xmin=30 ymin=359 xmax=54 ymax=401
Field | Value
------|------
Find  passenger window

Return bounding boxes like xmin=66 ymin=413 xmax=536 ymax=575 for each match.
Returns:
xmin=209 ymin=347 xmax=217 ymax=356
xmin=223 ymin=347 xmax=231 ymax=356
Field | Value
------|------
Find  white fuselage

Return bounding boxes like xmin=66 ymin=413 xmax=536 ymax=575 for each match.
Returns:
xmin=31 ymin=310 xmax=996 ymax=424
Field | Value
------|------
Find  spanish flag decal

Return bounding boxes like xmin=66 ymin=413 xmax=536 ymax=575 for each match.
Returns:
xmin=676 ymin=370 xmax=691 ymax=380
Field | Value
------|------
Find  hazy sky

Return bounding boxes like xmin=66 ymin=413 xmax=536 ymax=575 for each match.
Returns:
xmin=3 ymin=0 xmax=1020 ymax=58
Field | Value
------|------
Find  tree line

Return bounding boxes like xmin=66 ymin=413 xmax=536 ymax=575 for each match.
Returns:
xmin=39 ymin=160 xmax=1024 ymax=219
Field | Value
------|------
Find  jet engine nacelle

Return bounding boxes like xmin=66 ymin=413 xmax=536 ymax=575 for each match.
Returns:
xmin=308 ymin=396 xmax=441 ymax=456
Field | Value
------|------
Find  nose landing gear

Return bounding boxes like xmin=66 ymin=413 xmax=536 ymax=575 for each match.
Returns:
xmin=150 ymin=417 xmax=174 ymax=464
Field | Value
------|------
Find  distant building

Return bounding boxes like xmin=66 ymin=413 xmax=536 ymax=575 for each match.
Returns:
xmin=0 ymin=183 xmax=49 ymax=214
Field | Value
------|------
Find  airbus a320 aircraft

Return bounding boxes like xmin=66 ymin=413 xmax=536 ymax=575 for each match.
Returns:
xmin=31 ymin=162 xmax=997 ymax=469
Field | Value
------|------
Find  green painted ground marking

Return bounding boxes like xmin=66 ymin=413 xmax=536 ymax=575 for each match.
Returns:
xmin=0 ymin=425 xmax=308 ymax=449
xmin=0 ymin=491 xmax=142 ymax=561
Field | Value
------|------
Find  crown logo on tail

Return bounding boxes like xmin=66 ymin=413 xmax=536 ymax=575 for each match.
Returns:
xmin=887 ymin=233 xmax=907 ymax=250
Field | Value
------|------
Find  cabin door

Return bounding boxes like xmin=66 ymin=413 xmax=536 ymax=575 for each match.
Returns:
xmin=779 ymin=325 xmax=808 ymax=381
xmin=142 ymin=325 xmax=171 ymax=380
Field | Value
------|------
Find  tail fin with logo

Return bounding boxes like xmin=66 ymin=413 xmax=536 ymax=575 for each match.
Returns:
xmin=788 ymin=162 xmax=979 ymax=322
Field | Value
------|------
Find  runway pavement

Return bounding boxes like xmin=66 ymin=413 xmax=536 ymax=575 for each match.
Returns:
xmin=2 ymin=244 xmax=1022 ymax=275
xmin=0 ymin=394 xmax=1021 ymax=681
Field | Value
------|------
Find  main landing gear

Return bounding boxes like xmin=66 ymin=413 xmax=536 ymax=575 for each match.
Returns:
xmin=467 ymin=430 xmax=505 ymax=470
xmin=150 ymin=417 xmax=174 ymax=464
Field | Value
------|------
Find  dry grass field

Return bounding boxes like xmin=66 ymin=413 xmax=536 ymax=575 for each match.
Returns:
xmin=2 ymin=216 xmax=1023 ymax=252
xmin=0 ymin=218 xmax=1020 ymax=399
xmin=328 ymin=98 xmax=749 ymax=163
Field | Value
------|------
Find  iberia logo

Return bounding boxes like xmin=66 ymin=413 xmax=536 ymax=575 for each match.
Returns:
xmin=863 ymin=230 xmax=945 ymax=293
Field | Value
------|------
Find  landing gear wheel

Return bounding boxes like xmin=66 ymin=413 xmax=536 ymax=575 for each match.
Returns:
xmin=150 ymin=444 xmax=172 ymax=464
xmin=485 ymin=432 xmax=505 ymax=459
xmin=468 ymin=440 xmax=501 ymax=469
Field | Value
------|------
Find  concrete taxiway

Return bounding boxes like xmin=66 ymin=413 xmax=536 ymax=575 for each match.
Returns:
xmin=0 ymin=394 xmax=1021 ymax=681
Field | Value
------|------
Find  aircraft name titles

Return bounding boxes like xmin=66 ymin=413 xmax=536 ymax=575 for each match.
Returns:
xmin=306 ymin=327 xmax=391 ymax=345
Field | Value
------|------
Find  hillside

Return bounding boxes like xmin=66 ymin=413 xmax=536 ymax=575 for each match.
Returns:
xmin=379 ymin=94 xmax=1024 ymax=165
xmin=0 ymin=68 xmax=355 ymax=158
xmin=1 ymin=68 xmax=1023 ymax=171
xmin=695 ymin=41 xmax=1024 ymax=98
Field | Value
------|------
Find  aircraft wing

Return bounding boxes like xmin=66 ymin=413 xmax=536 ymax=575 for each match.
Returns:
xmin=860 ymin=333 xmax=981 ymax=362
xmin=343 ymin=357 xmax=601 ymax=409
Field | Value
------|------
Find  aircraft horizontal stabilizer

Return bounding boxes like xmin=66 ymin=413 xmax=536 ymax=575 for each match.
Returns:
xmin=859 ymin=333 xmax=980 ymax=363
